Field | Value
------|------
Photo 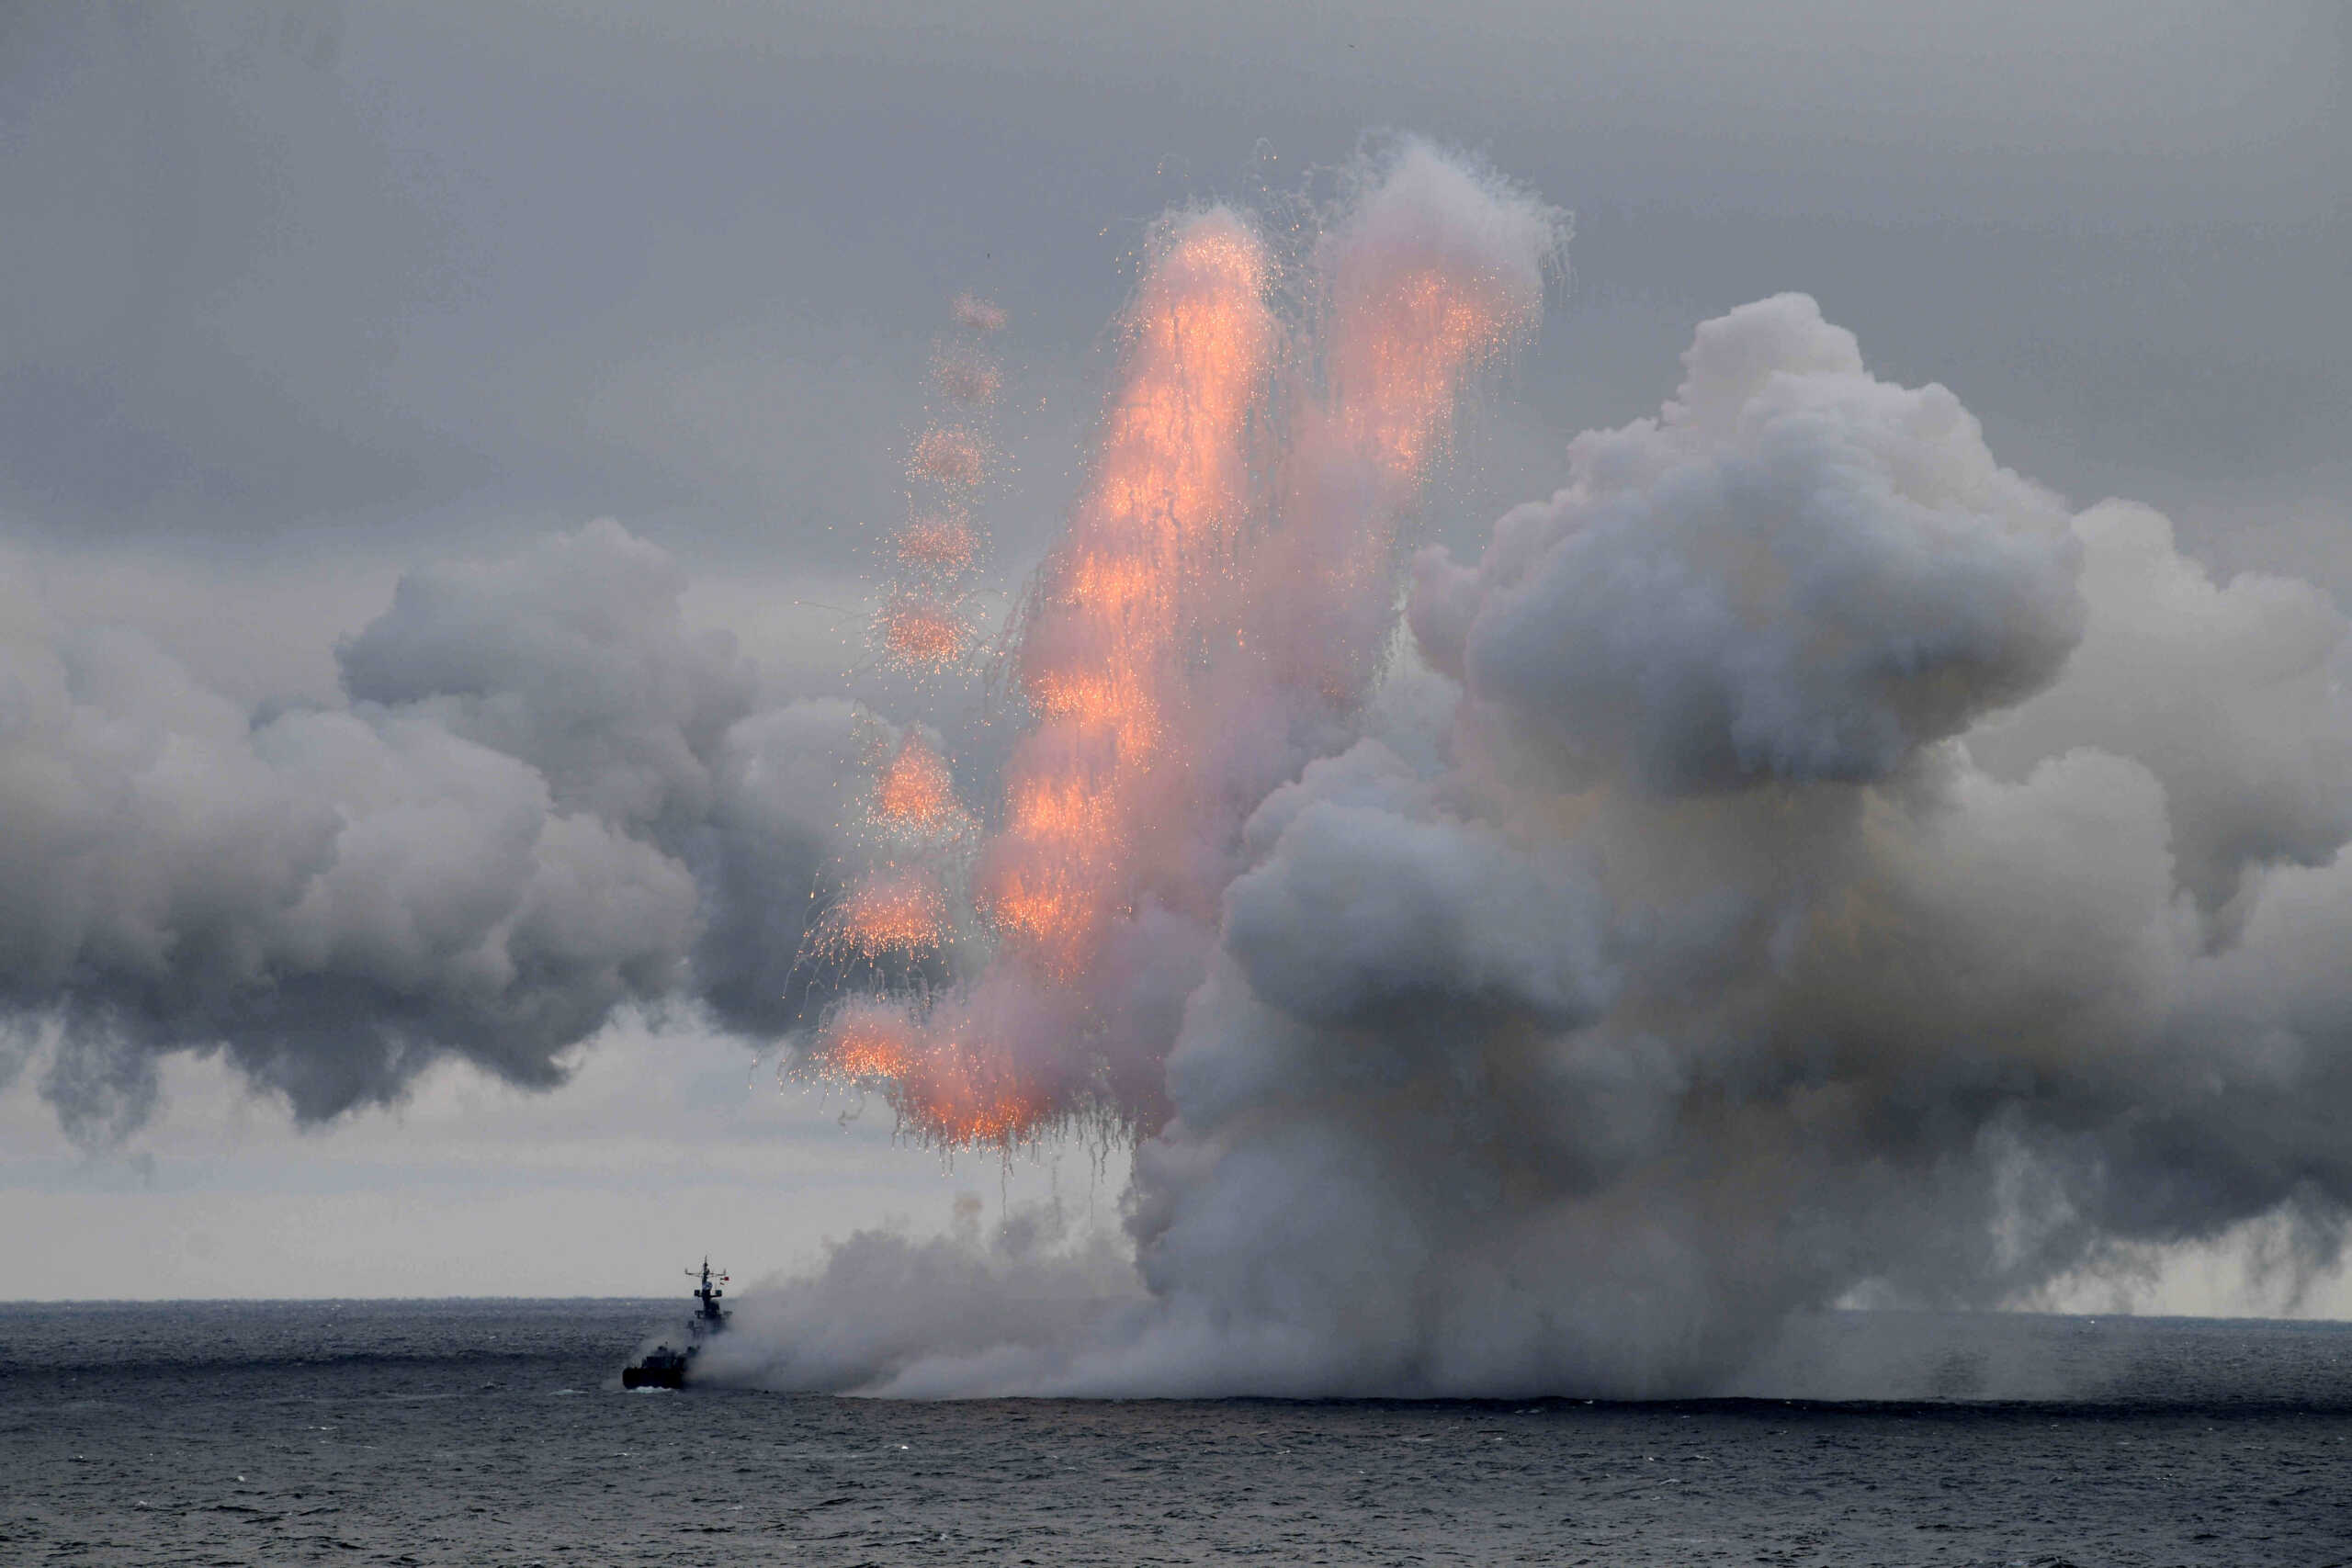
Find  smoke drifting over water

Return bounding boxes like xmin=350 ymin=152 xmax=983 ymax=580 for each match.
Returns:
xmin=8 ymin=140 xmax=2352 ymax=1393
xmin=712 ymin=277 xmax=2352 ymax=1395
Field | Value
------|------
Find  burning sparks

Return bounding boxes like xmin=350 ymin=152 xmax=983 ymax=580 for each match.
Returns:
xmin=872 ymin=301 xmax=1001 ymax=681
xmin=976 ymin=209 xmax=1277 ymax=977
xmin=822 ymin=869 xmax=949 ymax=961
xmin=876 ymin=591 xmax=975 ymax=672
xmin=982 ymin=760 xmax=1127 ymax=967
xmin=808 ymin=147 xmax=1556 ymax=1149
xmin=872 ymin=730 xmax=967 ymax=840
xmin=819 ymin=999 xmax=922 ymax=1082
xmin=895 ymin=510 xmax=981 ymax=577
xmin=909 ymin=426 xmax=989 ymax=489
xmin=1329 ymin=267 xmax=1532 ymax=485
xmin=812 ymin=999 xmax=1057 ymax=1148
xmin=951 ymin=292 xmax=1009 ymax=333
xmin=895 ymin=1046 xmax=1052 ymax=1146
xmin=1236 ymin=177 xmax=1549 ymax=709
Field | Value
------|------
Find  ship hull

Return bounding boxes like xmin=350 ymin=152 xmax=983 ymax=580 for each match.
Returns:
xmin=620 ymin=1260 xmax=728 ymax=1389
xmin=620 ymin=1361 xmax=685 ymax=1390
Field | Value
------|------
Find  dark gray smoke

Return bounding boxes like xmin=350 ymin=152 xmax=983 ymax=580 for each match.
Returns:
xmin=0 ymin=521 xmax=871 ymax=1141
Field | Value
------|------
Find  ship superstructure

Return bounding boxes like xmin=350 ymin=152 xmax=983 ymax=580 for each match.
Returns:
xmin=620 ymin=1258 xmax=729 ymax=1390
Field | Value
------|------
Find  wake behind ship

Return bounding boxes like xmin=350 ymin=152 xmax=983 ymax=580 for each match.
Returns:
xmin=621 ymin=1259 xmax=729 ymax=1389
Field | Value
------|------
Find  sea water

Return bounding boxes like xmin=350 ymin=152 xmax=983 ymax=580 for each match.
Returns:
xmin=5 ymin=1300 xmax=2347 ymax=1564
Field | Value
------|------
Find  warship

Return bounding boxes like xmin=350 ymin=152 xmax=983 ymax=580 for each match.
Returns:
xmin=620 ymin=1258 xmax=729 ymax=1389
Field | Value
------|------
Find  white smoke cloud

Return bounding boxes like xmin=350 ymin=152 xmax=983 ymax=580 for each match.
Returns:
xmin=717 ymin=292 xmax=2352 ymax=1398
xmin=1413 ymin=293 xmax=2083 ymax=793
xmin=0 ymin=523 xmax=878 ymax=1139
xmin=700 ymin=1197 xmax=1144 ymax=1397
xmin=1220 ymin=744 xmax=1615 ymax=1032
xmin=338 ymin=519 xmax=760 ymax=834
xmin=1966 ymin=498 xmax=2352 ymax=919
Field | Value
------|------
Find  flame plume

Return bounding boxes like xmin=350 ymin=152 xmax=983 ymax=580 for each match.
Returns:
xmin=895 ymin=1043 xmax=1053 ymax=1145
xmin=813 ymin=989 xmax=1062 ymax=1147
xmin=820 ymin=998 xmax=922 ymax=1083
xmin=809 ymin=147 xmax=1558 ymax=1150
xmin=979 ymin=209 xmax=1277 ymax=979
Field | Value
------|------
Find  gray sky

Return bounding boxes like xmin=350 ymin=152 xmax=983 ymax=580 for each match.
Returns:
xmin=2 ymin=0 xmax=2347 ymax=1303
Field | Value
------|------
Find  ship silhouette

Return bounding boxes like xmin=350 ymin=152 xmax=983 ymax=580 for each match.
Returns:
xmin=620 ymin=1258 xmax=729 ymax=1390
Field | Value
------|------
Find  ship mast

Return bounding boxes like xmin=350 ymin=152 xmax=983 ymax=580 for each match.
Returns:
xmin=687 ymin=1257 xmax=729 ymax=1329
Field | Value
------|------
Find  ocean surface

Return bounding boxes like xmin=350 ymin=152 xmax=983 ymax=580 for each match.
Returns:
xmin=5 ymin=1300 xmax=2348 ymax=1565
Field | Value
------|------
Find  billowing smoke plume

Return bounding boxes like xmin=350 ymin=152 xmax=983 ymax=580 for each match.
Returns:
xmin=11 ymin=136 xmax=2352 ymax=1397
xmin=0 ymin=519 xmax=877 ymax=1141
xmin=711 ymin=282 xmax=2352 ymax=1397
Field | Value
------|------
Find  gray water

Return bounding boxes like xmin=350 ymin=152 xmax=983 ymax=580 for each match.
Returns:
xmin=5 ymin=1301 xmax=2348 ymax=1564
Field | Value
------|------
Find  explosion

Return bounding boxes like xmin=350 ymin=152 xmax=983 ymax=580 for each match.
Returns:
xmin=811 ymin=144 xmax=1557 ymax=1145
xmin=875 ymin=591 xmax=975 ymax=673
xmin=893 ymin=1038 xmax=1054 ymax=1146
xmin=818 ymin=998 xmax=922 ymax=1083
xmin=735 ymin=240 xmax=2352 ymax=1393
xmin=976 ymin=207 xmax=1280 ymax=981
xmin=895 ymin=511 xmax=982 ymax=576
xmin=820 ymin=868 xmax=949 ymax=962
xmin=13 ymin=132 xmax=2352 ymax=1399
xmin=870 ymin=730 xmax=967 ymax=840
